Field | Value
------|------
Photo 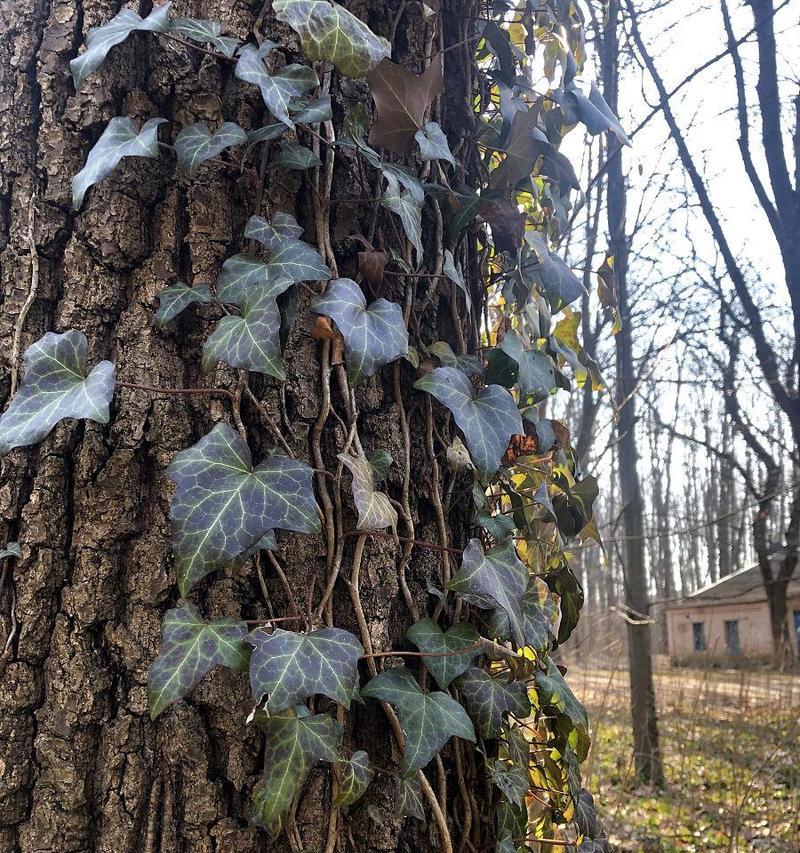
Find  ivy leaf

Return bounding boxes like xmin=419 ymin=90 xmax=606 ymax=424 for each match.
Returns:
xmin=243 ymin=216 xmax=332 ymax=286
xmin=245 ymin=212 xmax=306 ymax=245
xmin=381 ymin=171 xmax=424 ymax=263
xmin=247 ymin=627 xmax=363 ymax=711
xmin=415 ymin=121 xmax=455 ymax=167
xmin=339 ymin=452 xmax=397 ymax=531
xmin=498 ymin=330 xmax=556 ymax=403
xmin=405 ymin=618 xmax=480 ymax=689
xmin=397 ymin=775 xmax=425 ymax=819
xmin=427 ymin=341 xmax=483 ymax=376
xmin=0 ymin=330 xmax=115 ymax=457
xmin=367 ymin=449 xmax=393 ymax=483
xmin=487 ymin=757 xmax=529 ymax=805
xmin=235 ymin=44 xmax=318 ymax=128
xmin=455 ymin=667 xmax=531 ymax=738
xmin=252 ymin=708 xmax=341 ymax=836
xmin=443 ymin=249 xmax=472 ymax=312
xmin=489 ymin=106 xmax=541 ymax=191
xmin=291 ymin=94 xmax=333 ymax=124
xmin=167 ymin=423 xmax=320 ymax=593
xmin=70 ymin=3 xmax=172 ymax=87
xmin=488 ymin=579 xmax=556 ymax=653
xmin=367 ymin=56 xmax=444 ymax=155
xmin=147 ymin=603 xmax=249 ymax=719
xmin=335 ymin=750 xmax=373 ymax=806
xmin=361 ymin=667 xmax=475 ymax=776
xmin=0 ymin=542 xmax=21 ymax=561
xmin=156 ymin=282 xmax=211 ymax=325
xmin=272 ymin=142 xmax=322 ymax=170
xmin=524 ymin=235 xmax=583 ymax=309
xmin=174 ymin=122 xmax=247 ymax=175
xmin=449 ymin=539 xmax=528 ymax=648
xmin=414 ymin=367 xmax=522 ymax=481
xmin=273 ymin=0 xmax=390 ymax=78
xmin=534 ymin=658 xmax=588 ymax=731
xmin=202 ymin=277 xmax=294 ymax=379
xmin=171 ymin=17 xmax=239 ymax=57
xmin=72 ymin=117 xmax=165 ymax=210
xmin=247 ymin=124 xmax=287 ymax=145
xmin=313 ymin=278 xmax=409 ymax=386
xmin=565 ymin=82 xmax=630 ymax=146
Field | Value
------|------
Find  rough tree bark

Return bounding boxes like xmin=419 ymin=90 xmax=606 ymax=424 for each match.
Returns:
xmin=0 ymin=1 xmax=483 ymax=851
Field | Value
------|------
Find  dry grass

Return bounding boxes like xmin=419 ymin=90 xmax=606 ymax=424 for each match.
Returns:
xmin=566 ymin=658 xmax=800 ymax=852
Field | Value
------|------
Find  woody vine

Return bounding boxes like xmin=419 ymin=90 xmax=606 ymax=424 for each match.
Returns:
xmin=0 ymin=1 xmax=627 ymax=850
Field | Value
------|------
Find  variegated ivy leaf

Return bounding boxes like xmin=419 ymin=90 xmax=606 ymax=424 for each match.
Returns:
xmin=167 ymin=423 xmax=320 ymax=594
xmin=272 ymin=142 xmax=322 ymax=170
xmin=235 ymin=43 xmax=318 ymax=128
xmin=171 ymin=17 xmax=239 ymax=57
xmin=405 ymin=618 xmax=480 ymax=689
xmin=252 ymin=708 xmax=341 ymax=836
xmin=381 ymin=170 xmax=423 ymax=263
xmin=203 ymin=273 xmax=294 ymax=379
xmin=247 ymin=626 xmax=363 ymax=711
xmin=291 ymin=94 xmax=333 ymax=124
xmin=455 ymin=667 xmax=531 ymax=738
xmin=273 ymin=0 xmax=390 ymax=78
xmin=0 ymin=542 xmax=21 ymax=561
xmin=361 ymin=667 xmax=475 ymax=776
xmin=498 ymin=329 xmax=556 ymax=404
xmin=72 ymin=117 xmax=165 ymax=210
xmin=70 ymin=3 xmax=172 ymax=87
xmin=427 ymin=341 xmax=483 ymax=376
xmin=313 ymin=278 xmax=408 ymax=386
xmin=335 ymin=750 xmax=373 ymax=806
xmin=534 ymin=658 xmax=588 ymax=731
xmin=148 ymin=603 xmax=249 ymax=719
xmin=397 ymin=775 xmax=425 ymax=819
xmin=443 ymin=249 xmax=472 ymax=313
xmin=174 ymin=122 xmax=247 ymax=175
xmin=247 ymin=124 xmax=287 ymax=146
xmin=0 ymin=330 xmax=115 ymax=456
xmin=449 ymin=538 xmax=528 ymax=648
xmin=338 ymin=452 xmax=397 ymax=531
xmin=413 ymin=367 xmax=522 ymax=481
xmin=156 ymin=282 xmax=212 ymax=325
xmin=415 ymin=121 xmax=456 ymax=167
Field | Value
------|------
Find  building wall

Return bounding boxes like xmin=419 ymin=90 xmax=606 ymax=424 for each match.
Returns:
xmin=667 ymin=596 xmax=800 ymax=663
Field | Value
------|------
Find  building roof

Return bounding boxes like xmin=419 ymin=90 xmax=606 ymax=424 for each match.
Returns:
xmin=668 ymin=563 xmax=800 ymax=609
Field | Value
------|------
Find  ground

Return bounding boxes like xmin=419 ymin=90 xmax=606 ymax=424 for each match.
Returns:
xmin=568 ymin=659 xmax=800 ymax=852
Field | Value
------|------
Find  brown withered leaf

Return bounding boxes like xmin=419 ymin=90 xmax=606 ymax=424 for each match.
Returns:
xmin=358 ymin=250 xmax=388 ymax=286
xmin=311 ymin=316 xmax=338 ymax=340
xmin=367 ymin=56 xmax=444 ymax=155
xmin=482 ymin=198 xmax=525 ymax=255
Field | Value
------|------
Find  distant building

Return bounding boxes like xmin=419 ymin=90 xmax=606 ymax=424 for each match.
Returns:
xmin=666 ymin=565 xmax=800 ymax=665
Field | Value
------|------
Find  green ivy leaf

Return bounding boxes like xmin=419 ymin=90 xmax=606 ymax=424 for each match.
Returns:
xmin=564 ymin=82 xmax=630 ymax=146
xmin=291 ymin=94 xmax=333 ymax=124
xmin=247 ymin=124 xmax=287 ymax=145
xmin=381 ymin=170 xmax=424 ymax=264
xmin=248 ymin=627 xmax=362 ymax=711
xmin=414 ymin=367 xmax=522 ymax=481
xmin=0 ymin=330 xmax=115 ymax=456
xmin=70 ymin=3 xmax=172 ymax=87
xmin=313 ymin=277 xmax=409 ymax=386
xmin=397 ymin=775 xmax=425 ymax=819
xmin=72 ymin=117 xmax=165 ymax=210
xmin=0 ymin=542 xmax=21 ymax=561
xmin=335 ymin=750 xmax=373 ymax=806
xmin=167 ymin=423 xmax=320 ymax=594
xmin=405 ymin=619 xmax=480 ymax=689
xmin=274 ymin=0 xmax=390 ymax=77
xmin=475 ymin=509 xmax=515 ymax=542
xmin=524 ymin=234 xmax=584 ymax=310
xmin=498 ymin=330 xmax=556 ymax=403
xmin=487 ymin=757 xmax=529 ymax=805
xmin=415 ymin=121 xmax=456 ymax=167
xmin=339 ymin=452 xmax=397 ymax=530
xmin=367 ymin=448 xmax=393 ymax=483
xmin=252 ymin=708 xmax=341 ymax=836
xmin=488 ymin=579 xmax=556 ymax=653
xmin=449 ymin=539 xmax=528 ymax=648
xmin=535 ymin=658 xmax=588 ymax=731
xmin=443 ymin=249 xmax=472 ymax=313
xmin=272 ymin=142 xmax=322 ymax=170
xmin=171 ymin=17 xmax=239 ymax=57
xmin=174 ymin=122 xmax=247 ymax=175
xmin=245 ymin=212 xmax=306 ymax=245
xmin=427 ymin=341 xmax=483 ymax=376
xmin=147 ymin=603 xmax=249 ymax=719
xmin=156 ymin=282 xmax=211 ymax=325
xmin=455 ymin=667 xmax=531 ymax=738
xmin=235 ymin=43 xmax=318 ymax=128
xmin=361 ymin=667 xmax=475 ymax=776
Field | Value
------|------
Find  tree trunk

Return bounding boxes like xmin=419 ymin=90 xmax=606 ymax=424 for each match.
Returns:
xmin=599 ymin=0 xmax=663 ymax=787
xmin=0 ymin=2 xmax=482 ymax=851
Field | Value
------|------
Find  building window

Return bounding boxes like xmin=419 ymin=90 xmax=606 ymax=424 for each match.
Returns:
xmin=692 ymin=622 xmax=706 ymax=652
xmin=725 ymin=620 xmax=741 ymax=655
